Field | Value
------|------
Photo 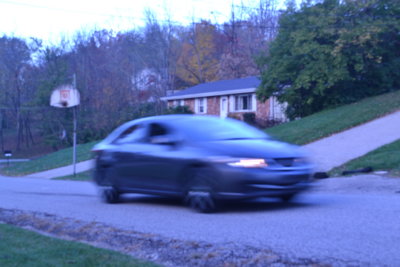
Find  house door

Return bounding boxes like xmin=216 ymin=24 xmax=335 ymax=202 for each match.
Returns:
xmin=220 ymin=96 xmax=228 ymax=118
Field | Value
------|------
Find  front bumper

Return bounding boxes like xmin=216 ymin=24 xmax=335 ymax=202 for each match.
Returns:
xmin=215 ymin=181 xmax=312 ymax=199
xmin=211 ymin=163 xmax=313 ymax=200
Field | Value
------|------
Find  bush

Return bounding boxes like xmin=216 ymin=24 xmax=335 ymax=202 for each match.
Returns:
xmin=227 ymin=113 xmax=241 ymax=120
xmin=166 ymin=105 xmax=193 ymax=114
xmin=243 ymin=113 xmax=256 ymax=125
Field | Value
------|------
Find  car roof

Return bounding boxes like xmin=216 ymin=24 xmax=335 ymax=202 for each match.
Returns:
xmin=131 ymin=114 xmax=223 ymax=125
xmin=101 ymin=115 xmax=221 ymax=142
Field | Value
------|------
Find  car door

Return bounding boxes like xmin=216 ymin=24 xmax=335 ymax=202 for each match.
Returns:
xmin=130 ymin=122 xmax=184 ymax=193
xmin=109 ymin=123 xmax=151 ymax=190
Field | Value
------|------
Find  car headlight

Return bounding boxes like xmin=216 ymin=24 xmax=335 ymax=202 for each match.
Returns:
xmin=228 ymin=159 xmax=268 ymax=168
xmin=209 ymin=157 xmax=268 ymax=168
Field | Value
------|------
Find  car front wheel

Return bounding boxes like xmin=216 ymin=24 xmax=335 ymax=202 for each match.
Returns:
xmin=184 ymin=168 xmax=217 ymax=213
xmin=101 ymin=187 xmax=120 ymax=204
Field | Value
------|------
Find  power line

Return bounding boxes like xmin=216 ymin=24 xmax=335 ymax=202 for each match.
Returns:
xmin=0 ymin=0 xmax=220 ymax=26
xmin=0 ymin=0 xmax=393 ymax=36
xmin=0 ymin=0 xmax=278 ymax=34
xmin=0 ymin=0 xmax=276 ymax=25
xmin=0 ymin=0 xmax=138 ymax=19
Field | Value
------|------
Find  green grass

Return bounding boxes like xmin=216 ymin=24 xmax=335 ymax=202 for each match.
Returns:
xmin=0 ymin=141 xmax=98 ymax=176
xmin=53 ymin=171 xmax=92 ymax=181
xmin=0 ymin=223 xmax=157 ymax=267
xmin=2 ymin=90 xmax=400 ymax=176
xmin=330 ymin=140 xmax=400 ymax=177
xmin=266 ymin=90 xmax=400 ymax=145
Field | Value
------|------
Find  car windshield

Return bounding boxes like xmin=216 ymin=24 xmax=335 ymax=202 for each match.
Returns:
xmin=174 ymin=117 xmax=269 ymax=141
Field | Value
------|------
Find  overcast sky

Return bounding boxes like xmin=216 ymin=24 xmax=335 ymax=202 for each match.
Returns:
xmin=0 ymin=0 xmax=271 ymax=45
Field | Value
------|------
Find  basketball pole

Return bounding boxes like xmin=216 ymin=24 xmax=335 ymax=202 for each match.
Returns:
xmin=72 ymin=74 xmax=77 ymax=177
xmin=50 ymin=81 xmax=80 ymax=178
xmin=72 ymin=106 xmax=77 ymax=176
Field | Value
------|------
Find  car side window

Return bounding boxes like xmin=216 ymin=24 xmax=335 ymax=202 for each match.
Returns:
xmin=114 ymin=124 xmax=146 ymax=144
xmin=147 ymin=123 xmax=171 ymax=144
xmin=149 ymin=123 xmax=168 ymax=137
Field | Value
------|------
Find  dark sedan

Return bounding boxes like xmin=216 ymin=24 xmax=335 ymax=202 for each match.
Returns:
xmin=92 ymin=115 xmax=313 ymax=212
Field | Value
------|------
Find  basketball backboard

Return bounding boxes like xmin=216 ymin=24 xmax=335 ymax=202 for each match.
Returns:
xmin=50 ymin=85 xmax=80 ymax=108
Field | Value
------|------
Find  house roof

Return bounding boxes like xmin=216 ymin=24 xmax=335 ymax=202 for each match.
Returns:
xmin=161 ymin=76 xmax=260 ymax=100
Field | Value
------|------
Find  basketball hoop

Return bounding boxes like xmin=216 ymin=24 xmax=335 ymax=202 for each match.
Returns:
xmin=50 ymin=85 xmax=80 ymax=108
xmin=50 ymin=83 xmax=80 ymax=177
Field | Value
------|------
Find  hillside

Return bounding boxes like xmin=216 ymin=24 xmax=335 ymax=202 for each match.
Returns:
xmin=1 ymin=90 xmax=400 ymax=176
xmin=266 ymin=90 xmax=400 ymax=145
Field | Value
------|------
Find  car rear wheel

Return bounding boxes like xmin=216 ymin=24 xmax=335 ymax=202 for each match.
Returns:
xmin=101 ymin=187 xmax=120 ymax=204
xmin=184 ymin=168 xmax=217 ymax=213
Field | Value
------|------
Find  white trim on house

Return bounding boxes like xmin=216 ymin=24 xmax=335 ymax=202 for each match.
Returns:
xmin=229 ymin=95 xmax=235 ymax=112
xmin=230 ymin=93 xmax=256 ymax=113
xmin=252 ymin=94 xmax=257 ymax=111
xmin=172 ymin=99 xmax=185 ymax=106
xmin=220 ymin=96 xmax=228 ymax=118
xmin=269 ymin=96 xmax=288 ymax=121
xmin=161 ymin=88 xmax=256 ymax=101
xmin=195 ymin=97 xmax=207 ymax=114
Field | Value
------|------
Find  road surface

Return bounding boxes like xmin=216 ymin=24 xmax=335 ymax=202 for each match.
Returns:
xmin=1 ymin=175 xmax=399 ymax=266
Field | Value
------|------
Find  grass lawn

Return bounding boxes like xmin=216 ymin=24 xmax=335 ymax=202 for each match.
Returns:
xmin=0 ymin=141 xmax=98 ymax=176
xmin=0 ymin=223 xmax=157 ymax=267
xmin=54 ymin=171 xmax=92 ymax=181
xmin=266 ymin=90 xmax=400 ymax=145
xmin=330 ymin=140 xmax=400 ymax=177
xmin=2 ymin=90 xmax=400 ymax=177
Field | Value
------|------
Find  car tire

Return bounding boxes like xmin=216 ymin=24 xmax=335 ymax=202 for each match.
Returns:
xmin=101 ymin=187 xmax=120 ymax=204
xmin=184 ymin=168 xmax=217 ymax=213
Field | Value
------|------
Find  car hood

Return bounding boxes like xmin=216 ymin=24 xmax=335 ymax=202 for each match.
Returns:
xmin=199 ymin=139 xmax=306 ymax=159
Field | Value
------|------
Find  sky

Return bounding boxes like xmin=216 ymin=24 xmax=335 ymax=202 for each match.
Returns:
xmin=0 ymin=0 xmax=270 ymax=45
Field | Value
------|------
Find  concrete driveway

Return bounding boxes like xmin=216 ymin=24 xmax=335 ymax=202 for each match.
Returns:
xmin=304 ymin=110 xmax=400 ymax=171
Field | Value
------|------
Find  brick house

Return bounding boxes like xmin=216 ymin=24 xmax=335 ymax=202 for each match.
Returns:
xmin=161 ymin=76 xmax=287 ymax=123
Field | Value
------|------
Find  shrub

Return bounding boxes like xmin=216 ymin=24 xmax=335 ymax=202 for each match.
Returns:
xmin=166 ymin=105 xmax=193 ymax=114
xmin=227 ymin=113 xmax=241 ymax=120
xmin=243 ymin=113 xmax=256 ymax=125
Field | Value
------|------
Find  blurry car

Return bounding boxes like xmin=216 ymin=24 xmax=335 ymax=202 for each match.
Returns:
xmin=92 ymin=115 xmax=313 ymax=212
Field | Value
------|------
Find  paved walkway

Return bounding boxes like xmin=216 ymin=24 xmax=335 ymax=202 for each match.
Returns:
xmin=25 ymin=159 xmax=94 ymax=179
xmin=25 ymin=110 xmax=400 ymax=178
xmin=304 ymin=110 xmax=400 ymax=171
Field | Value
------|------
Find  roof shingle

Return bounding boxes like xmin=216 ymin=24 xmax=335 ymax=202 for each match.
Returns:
xmin=164 ymin=76 xmax=260 ymax=100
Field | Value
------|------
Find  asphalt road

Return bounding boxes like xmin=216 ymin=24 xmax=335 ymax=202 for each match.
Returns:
xmin=1 ymin=175 xmax=399 ymax=266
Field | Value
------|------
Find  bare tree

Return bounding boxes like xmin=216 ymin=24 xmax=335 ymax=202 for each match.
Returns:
xmin=0 ymin=36 xmax=36 ymax=150
xmin=218 ymin=0 xmax=280 ymax=79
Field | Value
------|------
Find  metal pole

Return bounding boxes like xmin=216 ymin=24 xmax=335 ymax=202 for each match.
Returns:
xmin=73 ymin=106 xmax=77 ymax=176
xmin=72 ymin=74 xmax=77 ymax=177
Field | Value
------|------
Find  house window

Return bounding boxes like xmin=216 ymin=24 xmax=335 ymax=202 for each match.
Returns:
xmin=173 ymin=100 xmax=185 ymax=107
xmin=196 ymin=98 xmax=207 ymax=114
xmin=234 ymin=94 xmax=253 ymax=111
